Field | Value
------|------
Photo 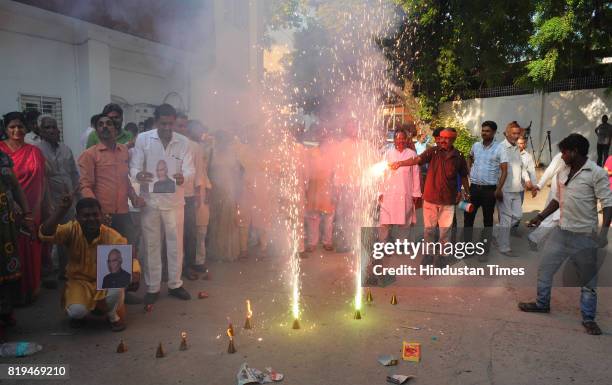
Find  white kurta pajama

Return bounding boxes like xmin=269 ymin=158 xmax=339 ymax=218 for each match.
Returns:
xmin=378 ymin=148 xmax=421 ymax=240
xmin=130 ymin=130 xmax=195 ymax=293
xmin=494 ymin=138 xmax=528 ymax=253
xmin=528 ymin=153 xmax=565 ymax=245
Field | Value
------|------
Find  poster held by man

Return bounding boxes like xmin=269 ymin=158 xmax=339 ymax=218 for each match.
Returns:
xmin=97 ymin=245 xmax=133 ymax=289
xmin=148 ymin=155 xmax=178 ymax=194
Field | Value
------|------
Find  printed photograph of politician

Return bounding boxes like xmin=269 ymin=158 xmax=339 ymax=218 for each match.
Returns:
xmin=147 ymin=154 xmax=182 ymax=194
xmin=96 ymin=245 xmax=133 ymax=290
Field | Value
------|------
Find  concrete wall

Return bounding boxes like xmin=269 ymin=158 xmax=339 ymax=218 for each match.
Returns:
xmin=0 ymin=3 xmax=82 ymax=151
xmin=0 ymin=0 xmax=212 ymax=155
xmin=0 ymin=0 xmax=264 ymax=155
xmin=440 ymin=88 xmax=611 ymax=165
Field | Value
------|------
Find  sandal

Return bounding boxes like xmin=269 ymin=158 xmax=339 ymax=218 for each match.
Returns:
xmin=582 ymin=321 xmax=602 ymax=335
xmin=518 ymin=302 xmax=550 ymax=313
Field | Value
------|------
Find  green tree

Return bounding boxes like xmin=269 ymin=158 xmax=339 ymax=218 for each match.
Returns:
xmin=262 ymin=0 xmax=307 ymax=47
xmin=383 ymin=0 xmax=534 ymax=120
xmin=285 ymin=1 xmax=387 ymax=116
xmin=526 ymin=0 xmax=611 ymax=86
xmin=435 ymin=116 xmax=478 ymax=158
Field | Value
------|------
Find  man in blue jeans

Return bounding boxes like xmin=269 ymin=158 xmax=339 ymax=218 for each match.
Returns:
xmin=520 ymin=133 xmax=612 ymax=335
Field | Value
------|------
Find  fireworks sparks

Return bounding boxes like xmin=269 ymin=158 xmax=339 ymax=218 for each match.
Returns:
xmin=368 ymin=160 xmax=390 ymax=178
xmin=246 ymin=300 xmax=253 ymax=319
xmin=244 ymin=300 xmax=253 ymax=329
xmin=258 ymin=1 xmax=399 ymax=326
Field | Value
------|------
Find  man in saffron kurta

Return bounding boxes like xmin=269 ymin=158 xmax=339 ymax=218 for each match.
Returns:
xmin=233 ymin=132 xmax=276 ymax=258
xmin=39 ymin=197 xmax=140 ymax=332
xmin=305 ymin=140 xmax=336 ymax=252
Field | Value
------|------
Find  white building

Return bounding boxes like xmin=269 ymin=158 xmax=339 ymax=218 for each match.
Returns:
xmin=0 ymin=0 xmax=264 ymax=155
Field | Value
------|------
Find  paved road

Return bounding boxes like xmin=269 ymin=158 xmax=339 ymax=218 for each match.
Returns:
xmin=1 ymin=182 xmax=611 ymax=385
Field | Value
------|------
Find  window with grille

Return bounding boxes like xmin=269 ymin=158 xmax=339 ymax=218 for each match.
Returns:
xmin=19 ymin=94 xmax=64 ymax=141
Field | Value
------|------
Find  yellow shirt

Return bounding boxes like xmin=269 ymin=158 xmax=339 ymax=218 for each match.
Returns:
xmin=39 ymin=221 xmax=140 ymax=310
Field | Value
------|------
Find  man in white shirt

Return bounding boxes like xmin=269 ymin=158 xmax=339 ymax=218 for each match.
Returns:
xmin=35 ymin=114 xmax=80 ymax=285
xmin=517 ymin=137 xmax=537 ymax=202
xmin=521 ymin=133 xmax=612 ymax=335
xmin=527 ymin=152 xmax=565 ymax=249
xmin=494 ymin=122 xmax=532 ymax=255
xmin=130 ymin=104 xmax=194 ymax=304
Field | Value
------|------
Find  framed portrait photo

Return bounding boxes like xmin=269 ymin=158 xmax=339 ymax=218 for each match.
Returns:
xmin=96 ymin=244 xmax=133 ymax=290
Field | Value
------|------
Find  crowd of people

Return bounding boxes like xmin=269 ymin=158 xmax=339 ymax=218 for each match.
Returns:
xmin=0 ymin=103 xmax=214 ymax=338
xmin=381 ymin=117 xmax=611 ymax=335
xmin=0 ymin=103 xmax=610 ymax=340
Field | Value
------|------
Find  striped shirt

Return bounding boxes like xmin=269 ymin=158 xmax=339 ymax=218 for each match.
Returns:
xmin=469 ymin=140 xmax=503 ymax=185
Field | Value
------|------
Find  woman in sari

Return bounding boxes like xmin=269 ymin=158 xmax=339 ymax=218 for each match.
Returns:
xmin=0 ymin=112 xmax=45 ymax=305
xmin=0 ymin=126 xmax=34 ymax=341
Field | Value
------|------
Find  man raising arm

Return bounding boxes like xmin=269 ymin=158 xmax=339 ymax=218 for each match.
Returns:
xmin=40 ymin=195 xmax=140 ymax=332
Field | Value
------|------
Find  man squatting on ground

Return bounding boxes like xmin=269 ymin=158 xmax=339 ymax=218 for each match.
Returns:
xmin=39 ymin=195 xmax=140 ymax=332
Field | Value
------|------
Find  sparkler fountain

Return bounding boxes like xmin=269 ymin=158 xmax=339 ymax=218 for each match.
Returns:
xmin=244 ymin=300 xmax=253 ymax=330
xmin=286 ymin=135 xmax=303 ymax=330
xmin=260 ymin=86 xmax=305 ymax=330
xmin=259 ymin=0 xmax=399 ymax=327
xmin=227 ymin=323 xmax=236 ymax=354
xmin=312 ymin=2 xmax=397 ymax=320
